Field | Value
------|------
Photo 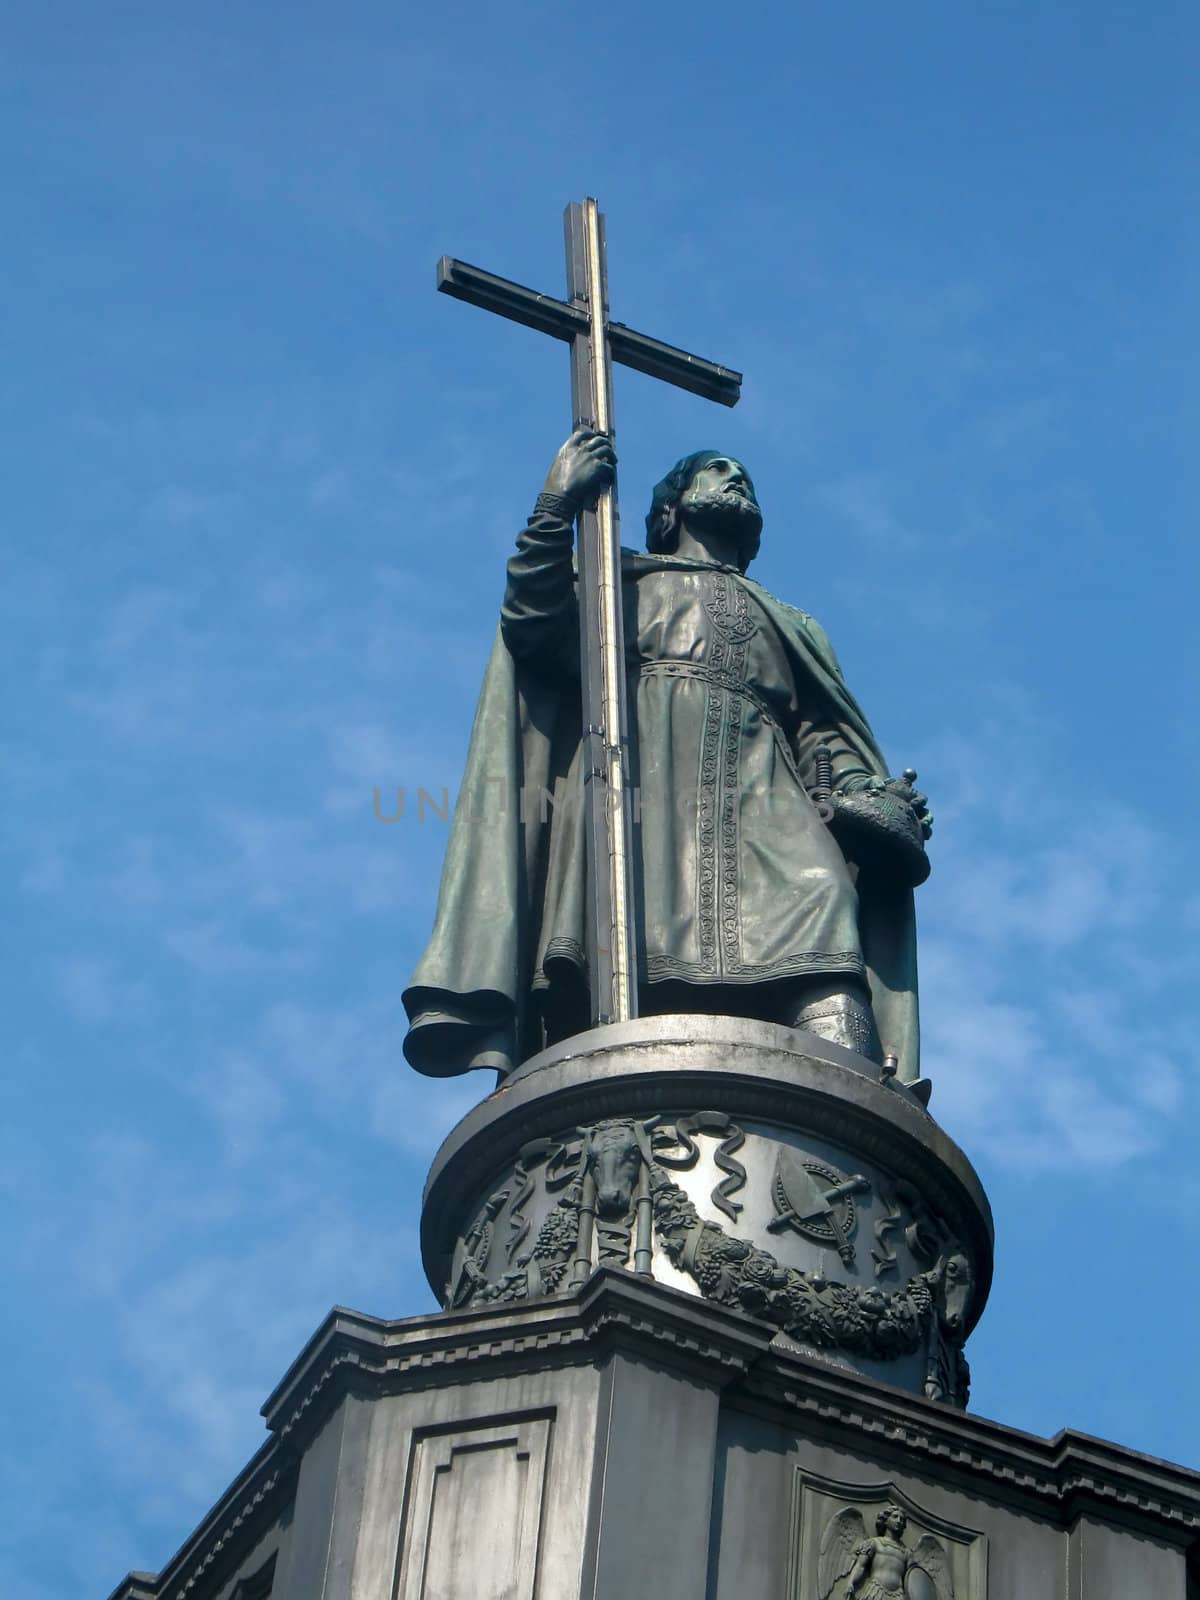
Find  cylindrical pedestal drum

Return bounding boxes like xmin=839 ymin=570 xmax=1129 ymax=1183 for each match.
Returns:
xmin=422 ymin=1016 xmax=992 ymax=1406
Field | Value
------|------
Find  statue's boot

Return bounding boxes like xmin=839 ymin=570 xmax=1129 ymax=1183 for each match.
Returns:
xmin=784 ymin=979 xmax=882 ymax=1064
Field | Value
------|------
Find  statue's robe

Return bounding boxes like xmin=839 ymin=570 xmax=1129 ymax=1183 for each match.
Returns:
xmin=403 ymin=503 xmax=919 ymax=1080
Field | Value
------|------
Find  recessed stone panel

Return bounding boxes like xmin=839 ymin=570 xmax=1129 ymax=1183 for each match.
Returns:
xmin=394 ymin=1415 xmax=552 ymax=1600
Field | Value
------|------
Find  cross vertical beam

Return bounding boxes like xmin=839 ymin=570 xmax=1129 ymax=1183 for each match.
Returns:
xmin=563 ymin=200 xmax=635 ymax=1025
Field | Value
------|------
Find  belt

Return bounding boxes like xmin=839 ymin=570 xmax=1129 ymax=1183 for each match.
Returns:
xmin=637 ymin=660 xmax=804 ymax=786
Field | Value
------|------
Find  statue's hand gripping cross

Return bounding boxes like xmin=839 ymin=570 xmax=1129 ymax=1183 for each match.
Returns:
xmin=437 ymin=199 xmax=742 ymax=1029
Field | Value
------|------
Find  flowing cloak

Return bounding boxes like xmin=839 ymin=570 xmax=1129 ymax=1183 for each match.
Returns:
xmin=403 ymin=518 xmax=920 ymax=1082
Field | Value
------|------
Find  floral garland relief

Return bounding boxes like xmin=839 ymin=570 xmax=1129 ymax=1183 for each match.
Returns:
xmin=446 ymin=1114 xmax=972 ymax=1404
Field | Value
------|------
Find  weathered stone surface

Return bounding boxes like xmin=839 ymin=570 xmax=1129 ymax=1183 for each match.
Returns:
xmin=106 ymin=1274 xmax=1200 ymax=1600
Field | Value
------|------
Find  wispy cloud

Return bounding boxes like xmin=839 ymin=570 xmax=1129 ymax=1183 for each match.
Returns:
xmin=915 ymin=692 xmax=1192 ymax=1173
xmin=140 ymin=485 xmax=244 ymax=532
xmin=57 ymin=956 xmax=153 ymax=1026
xmin=31 ymin=986 xmax=470 ymax=1569
xmin=817 ymin=472 xmax=923 ymax=551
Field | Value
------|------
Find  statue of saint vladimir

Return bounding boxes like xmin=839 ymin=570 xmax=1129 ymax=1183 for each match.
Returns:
xmin=403 ymin=431 xmax=929 ymax=1080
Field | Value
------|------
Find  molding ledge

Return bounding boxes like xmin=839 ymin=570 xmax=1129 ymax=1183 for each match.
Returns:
xmin=104 ymin=1444 xmax=291 ymax=1600
xmin=105 ymin=1272 xmax=1200 ymax=1600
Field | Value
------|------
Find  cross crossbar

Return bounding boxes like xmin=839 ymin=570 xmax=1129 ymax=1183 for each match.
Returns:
xmin=437 ymin=257 xmax=742 ymax=407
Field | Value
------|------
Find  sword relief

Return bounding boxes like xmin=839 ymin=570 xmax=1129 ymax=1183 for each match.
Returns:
xmin=768 ymin=1149 xmax=871 ymax=1265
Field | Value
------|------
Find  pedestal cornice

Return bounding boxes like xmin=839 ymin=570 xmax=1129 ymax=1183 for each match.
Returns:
xmin=107 ymin=1271 xmax=1200 ymax=1600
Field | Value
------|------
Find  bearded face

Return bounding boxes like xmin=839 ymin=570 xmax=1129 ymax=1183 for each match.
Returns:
xmin=678 ymin=455 xmax=763 ymax=568
xmin=679 ymin=486 xmax=763 ymax=537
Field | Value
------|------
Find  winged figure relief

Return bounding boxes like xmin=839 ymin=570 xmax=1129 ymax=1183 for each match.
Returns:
xmin=818 ymin=1506 xmax=954 ymax=1600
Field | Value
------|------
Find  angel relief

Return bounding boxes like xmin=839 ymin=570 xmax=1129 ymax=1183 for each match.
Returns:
xmin=819 ymin=1506 xmax=954 ymax=1600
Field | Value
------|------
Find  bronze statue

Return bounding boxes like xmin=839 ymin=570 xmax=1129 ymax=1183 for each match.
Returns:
xmin=403 ymin=431 xmax=931 ymax=1081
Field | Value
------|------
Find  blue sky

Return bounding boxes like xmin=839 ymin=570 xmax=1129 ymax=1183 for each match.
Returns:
xmin=3 ymin=4 xmax=1198 ymax=1595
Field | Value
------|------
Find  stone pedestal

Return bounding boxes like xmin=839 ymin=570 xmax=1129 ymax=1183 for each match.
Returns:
xmin=108 ymin=1274 xmax=1200 ymax=1600
xmin=106 ymin=1021 xmax=1200 ymax=1600
xmin=425 ymin=1017 xmax=992 ymax=1405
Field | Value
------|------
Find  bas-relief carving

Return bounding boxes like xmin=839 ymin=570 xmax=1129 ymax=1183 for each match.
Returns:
xmin=820 ymin=1507 xmax=952 ymax=1600
xmin=768 ymin=1151 xmax=871 ymax=1264
xmin=651 ymin=1162 xmax=972 ymax=1402
xmin=447 ymin=1114 xmax=747 ymax=1309
xmin=792 ymin=1474 xmax=986 ymax=1600
xmin=394 ymin=1416 xmax=552 ymax=1600
xmin=447 ymin=1114 xmax=974 ymax=1405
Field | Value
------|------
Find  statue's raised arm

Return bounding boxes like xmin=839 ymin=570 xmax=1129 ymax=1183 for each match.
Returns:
xmin=500 ymin=430 xmax=615 ymax=673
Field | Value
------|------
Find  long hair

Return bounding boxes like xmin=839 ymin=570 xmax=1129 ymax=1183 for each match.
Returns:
xmin=645 ymin=451 xmax=760 ymax=571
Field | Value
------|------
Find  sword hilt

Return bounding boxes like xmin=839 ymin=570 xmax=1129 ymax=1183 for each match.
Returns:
xmin=821 ymin=1175 xmax=870 ymax=1205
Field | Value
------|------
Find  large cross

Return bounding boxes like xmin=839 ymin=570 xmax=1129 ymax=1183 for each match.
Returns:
xmin=437 ymin=199 xmax=742 ymax=1029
